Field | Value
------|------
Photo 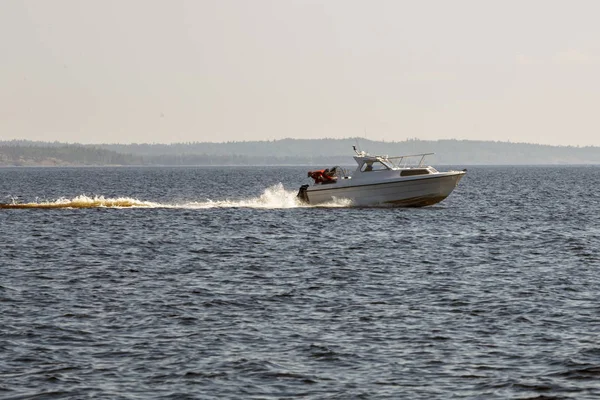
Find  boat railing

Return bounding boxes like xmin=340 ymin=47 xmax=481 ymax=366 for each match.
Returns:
xmin=386 ymin=153 xmax=435 ymax=168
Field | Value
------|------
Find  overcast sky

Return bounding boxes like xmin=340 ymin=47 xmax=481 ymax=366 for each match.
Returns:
xmin=1 ymin=0 xmax=599 ymax=146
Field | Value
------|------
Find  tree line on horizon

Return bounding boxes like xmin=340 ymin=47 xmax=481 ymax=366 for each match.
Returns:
xmin=1 ymin=138 xmax=599 ymax=165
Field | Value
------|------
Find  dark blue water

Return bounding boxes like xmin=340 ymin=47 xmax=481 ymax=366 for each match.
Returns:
xmin=1 ymin=166 xmax=599 ymax=399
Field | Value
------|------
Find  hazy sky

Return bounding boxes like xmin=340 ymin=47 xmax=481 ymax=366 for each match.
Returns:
xmin=1 ymin=0 xmax=599 ymax=145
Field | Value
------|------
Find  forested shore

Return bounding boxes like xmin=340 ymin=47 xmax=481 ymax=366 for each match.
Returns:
xmin=1 ymin=138 xmax=599 ymax=166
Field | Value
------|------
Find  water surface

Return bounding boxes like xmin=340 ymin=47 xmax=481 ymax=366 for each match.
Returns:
xmin=1 ymin=166 xmax=599 ymax=399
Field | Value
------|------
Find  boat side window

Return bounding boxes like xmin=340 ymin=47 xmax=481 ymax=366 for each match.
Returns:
xmin=361 ymin=161 xmax=388 ymax=172
xmin=400 ymin=169 xmax=430 ymax=177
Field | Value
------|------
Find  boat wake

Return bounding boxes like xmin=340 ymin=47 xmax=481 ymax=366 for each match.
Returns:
xmin=0 ymin=184 xmax=351 ymax=210
xmin=0 ymin=195 xmax=160 ymax=209
xmin=178 ymin=184 xmax=350 ymax=209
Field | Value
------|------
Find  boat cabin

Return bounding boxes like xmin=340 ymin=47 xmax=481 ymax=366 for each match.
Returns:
xmin=353 ymin=153 xmax=438 ymax=176
xmin=305 ymin=149 xmax=439 ymax=185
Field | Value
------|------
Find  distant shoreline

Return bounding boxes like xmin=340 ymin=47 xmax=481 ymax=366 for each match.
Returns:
xmin=1 ymin=138 xmax=599 ymax=166
xmin=3 ymin=164 xmax=600 ymax=169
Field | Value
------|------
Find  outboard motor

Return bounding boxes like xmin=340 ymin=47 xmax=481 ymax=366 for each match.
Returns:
xmin=297 ymin=184 xmax=309 ymax=203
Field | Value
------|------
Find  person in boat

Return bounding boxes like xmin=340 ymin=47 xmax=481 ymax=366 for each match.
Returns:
xmin=308 ymin=167 xmax=338 ymax=184
xmin=324 ymin=167 xmax=337 ymax=179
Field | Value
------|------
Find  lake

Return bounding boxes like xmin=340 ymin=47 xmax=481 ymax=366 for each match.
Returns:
xmin=1 ymin=165 xmax=599 ymax=399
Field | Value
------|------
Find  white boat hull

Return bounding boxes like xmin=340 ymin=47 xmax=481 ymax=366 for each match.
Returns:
xmin=305 ymin=171 xmax=465 ymax=207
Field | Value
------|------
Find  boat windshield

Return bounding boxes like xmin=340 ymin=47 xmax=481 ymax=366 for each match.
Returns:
xmin=361 ymin=160 xmax=391 ymax=172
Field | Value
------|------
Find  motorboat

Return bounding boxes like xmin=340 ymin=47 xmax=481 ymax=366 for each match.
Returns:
xmin=297 ymin=147 xmax=466 ymax=207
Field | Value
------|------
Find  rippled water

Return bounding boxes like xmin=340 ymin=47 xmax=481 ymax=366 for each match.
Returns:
xmin=1 ymin=165 xmax=599 ymax=399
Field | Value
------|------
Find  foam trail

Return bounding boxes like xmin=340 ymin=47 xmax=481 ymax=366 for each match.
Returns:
xmin=0 ymin=195 xmax=160 ymax=209
xmin=0 ymin=184 xmax=351 ymax=210
xmin=180 ymin=183 xmax=325 ymax=209
xmin=176 ymin=184 xmax=351 ymax=209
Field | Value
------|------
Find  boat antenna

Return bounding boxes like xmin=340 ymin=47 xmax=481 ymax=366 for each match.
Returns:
xmin=354 ymin=137 xmax=362 ymax=155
